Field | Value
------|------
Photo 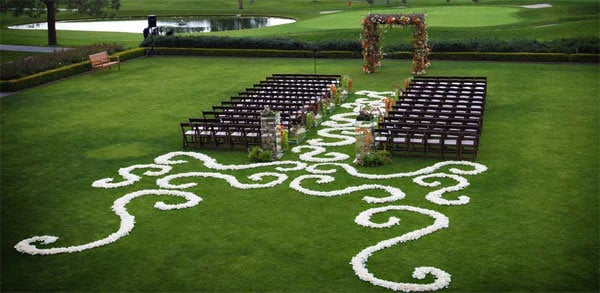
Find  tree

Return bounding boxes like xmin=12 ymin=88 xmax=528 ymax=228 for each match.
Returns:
xmin=1 ymin=0 xmax=120 ymax=46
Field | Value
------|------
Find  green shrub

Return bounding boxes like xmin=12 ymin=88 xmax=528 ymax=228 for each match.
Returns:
xmin=248 ymin=146 xmax=274 ymax=162
xmin=259 ymin=149 xmax=273 ymax=162
xmin=426 ymin=52 xmax=599 ymax=63
xmin=386 ymin=37 xmax=600 ymax=54
xmin=0 ymin=48 xmax=146 ymax=92
xmin=0 ymin=43 xmax=126 ymax=80
xmin=359 ymin=150 xmax=391 ymax=167
xmin=143 ymin=36 xmax=599 ymax=55
xmin=148 ymin=47 xmax=359 ymax=58
xmin=141 ymin=35 xmax=361 ymax=51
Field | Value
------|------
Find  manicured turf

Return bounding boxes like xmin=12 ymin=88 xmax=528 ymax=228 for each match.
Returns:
xmin=1 ymin=56 xmax=598 ymax=291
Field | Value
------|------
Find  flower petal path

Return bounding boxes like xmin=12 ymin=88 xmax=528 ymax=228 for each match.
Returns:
xmin=14 ymin=90 xmax=488 ymax=292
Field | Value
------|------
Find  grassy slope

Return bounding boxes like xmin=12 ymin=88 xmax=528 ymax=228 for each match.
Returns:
xmin=1 ymin=57 xmax=598 ymax=291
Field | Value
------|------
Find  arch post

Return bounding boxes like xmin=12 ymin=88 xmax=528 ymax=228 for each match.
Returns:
xmin=361 ymin=13 xmax=430 ymax=74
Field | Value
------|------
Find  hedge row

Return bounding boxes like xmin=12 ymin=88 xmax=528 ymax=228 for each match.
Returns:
xmin=390 ymin=37 xmax=600 ymax=54
xmin=147 ymin=47 xmax=362 ymax=58
xmin=425 ymin=52 xmax=599 ymax=63
xmin=148 ymin=47 xmax=598 ymax=63
xmin=140 ymin=35 xmax=361 ymax=51
xmin=1 ymin=43 xmax=126 ymax=80
xmin=0 ymin=48 xmax=146 ymax=92
xmin=141 ymin=35 xmax=600 ymax=54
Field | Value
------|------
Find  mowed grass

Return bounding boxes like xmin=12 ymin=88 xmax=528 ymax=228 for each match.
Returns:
xmin=1 ymin=57 xmax=598 ymax=291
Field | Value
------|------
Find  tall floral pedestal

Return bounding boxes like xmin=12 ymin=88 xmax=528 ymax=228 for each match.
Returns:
xmin=354 ymin=121 xmax=374 ymax=165
xmin=261 ymin=108 xmax=283 ymax=160
xmin=303 ymin=111 xmax=322 ymax=129
xmin=289 ymin=125 xmax=306 ymax=145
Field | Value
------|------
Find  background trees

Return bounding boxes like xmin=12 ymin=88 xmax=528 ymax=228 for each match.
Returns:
xmin=0 ymin=0 xmax=120 ymax=45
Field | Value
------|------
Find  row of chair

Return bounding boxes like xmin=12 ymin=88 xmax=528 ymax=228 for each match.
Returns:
xmin=373 ymin=128 xmax=479 ymax=158
xmin=181 ymin=122 xmax=261 ymax=149
xmin=181 ymin=73 xmax=341 ymax=149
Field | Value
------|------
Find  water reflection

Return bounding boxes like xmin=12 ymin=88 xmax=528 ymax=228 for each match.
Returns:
xmin=8 ymin=16 xmax=295 ymax=34
xmin=170 ymin=16 xmax=274 ymax=33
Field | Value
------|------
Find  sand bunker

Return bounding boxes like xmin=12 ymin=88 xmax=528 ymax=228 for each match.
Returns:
xmin=521 ymin=3 xmax=552 ymax=9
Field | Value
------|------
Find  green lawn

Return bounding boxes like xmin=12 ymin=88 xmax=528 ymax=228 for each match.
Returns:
xmin=1 ymin=56 xmax=598 ymax=291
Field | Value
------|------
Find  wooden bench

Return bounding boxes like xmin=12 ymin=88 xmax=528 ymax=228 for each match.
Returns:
xmin=89 ymin=51 xmax=120 ymax=72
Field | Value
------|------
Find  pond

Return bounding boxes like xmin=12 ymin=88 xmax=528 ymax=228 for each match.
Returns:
xmin=8 ymin=15 xmax=296 ymax=34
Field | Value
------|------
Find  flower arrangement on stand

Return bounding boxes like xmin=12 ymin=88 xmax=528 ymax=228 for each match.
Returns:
xmin=279 ymin=124 xmax=289 ymax=150
xmin=404 ymin=77 xmax=413 ymax=91
xmin=342 ymin=75 xmax=353 ymax=93
xmin=322 ymin=95 xmax=335 ymax=115
xmin=392 ymin=84 xmax=403 ymax=98
xmin=314 ymin=112 xmax=323 ymax=127
xmin=289 ymin=124 xmax=306 ymax=145
xmin=260 ymin=107 xmax=283 ymax=160
xmin=354 ymin=123 xmax=373 ymax=165
xmin=382 ymin=96 xmax=395 ymax=116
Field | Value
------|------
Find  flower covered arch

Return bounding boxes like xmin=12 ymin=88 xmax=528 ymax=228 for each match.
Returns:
xmin=361 ymin=13 xmax=430 ymax=74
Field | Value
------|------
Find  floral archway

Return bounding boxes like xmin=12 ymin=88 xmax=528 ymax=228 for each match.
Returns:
xmin=361 ymin=13 xmax=430 ymax=74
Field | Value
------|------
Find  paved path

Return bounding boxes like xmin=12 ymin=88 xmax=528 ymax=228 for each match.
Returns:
xmin=0 ymin=44 xmax=71 ymax=53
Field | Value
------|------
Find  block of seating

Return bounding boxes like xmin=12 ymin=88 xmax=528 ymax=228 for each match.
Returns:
xmin=183 ymin=74 xmax=341 ymax=150
xmin=376 ymin=76 xmax=486 ymax=159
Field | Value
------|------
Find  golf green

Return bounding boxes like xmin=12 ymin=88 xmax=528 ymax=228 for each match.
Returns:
xmin=297 ymin=6 xmax=521 ymax=30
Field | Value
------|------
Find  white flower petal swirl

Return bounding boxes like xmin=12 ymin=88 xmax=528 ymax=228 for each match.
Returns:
xmin=305 ymin=161 xmax=487 ymax=179
xmin=14 ymin=189 xmax=201 ymax=255
xmin=413 ymin=173 xmax=471 ymax=206
xmin=289 ymin=174 xmax=405 ymax=203
xmin=291 ymin=145 xmax=349 ymax=162
xmin=92 ymin=164 xmax=172 ymax=188
xmin=156 ymin=172 xmax=288 ymax=190
xmin=351 ymin=205 xmax=451 ymax=292
xmin=154 ymin=151 xmax=306 ymax=172
xmin=307 ymin=127 xmax=356 ymax=147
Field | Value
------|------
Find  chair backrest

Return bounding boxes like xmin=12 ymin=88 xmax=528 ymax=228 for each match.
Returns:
xmin=89 ymin=51 xmax=109 ymax=64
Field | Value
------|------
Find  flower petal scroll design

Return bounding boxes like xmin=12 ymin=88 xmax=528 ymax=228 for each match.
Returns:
xmin=14 ymin=90 xmax=487 ymax=292
xmin=14 ymin=189 xmax=202 ymax=255
xmin=351 ymin=205 xmax=452 ymax=292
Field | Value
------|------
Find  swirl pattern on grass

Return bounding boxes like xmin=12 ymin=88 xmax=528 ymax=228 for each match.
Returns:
xmin=14 ymin=90 xmax=487 ymax=292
